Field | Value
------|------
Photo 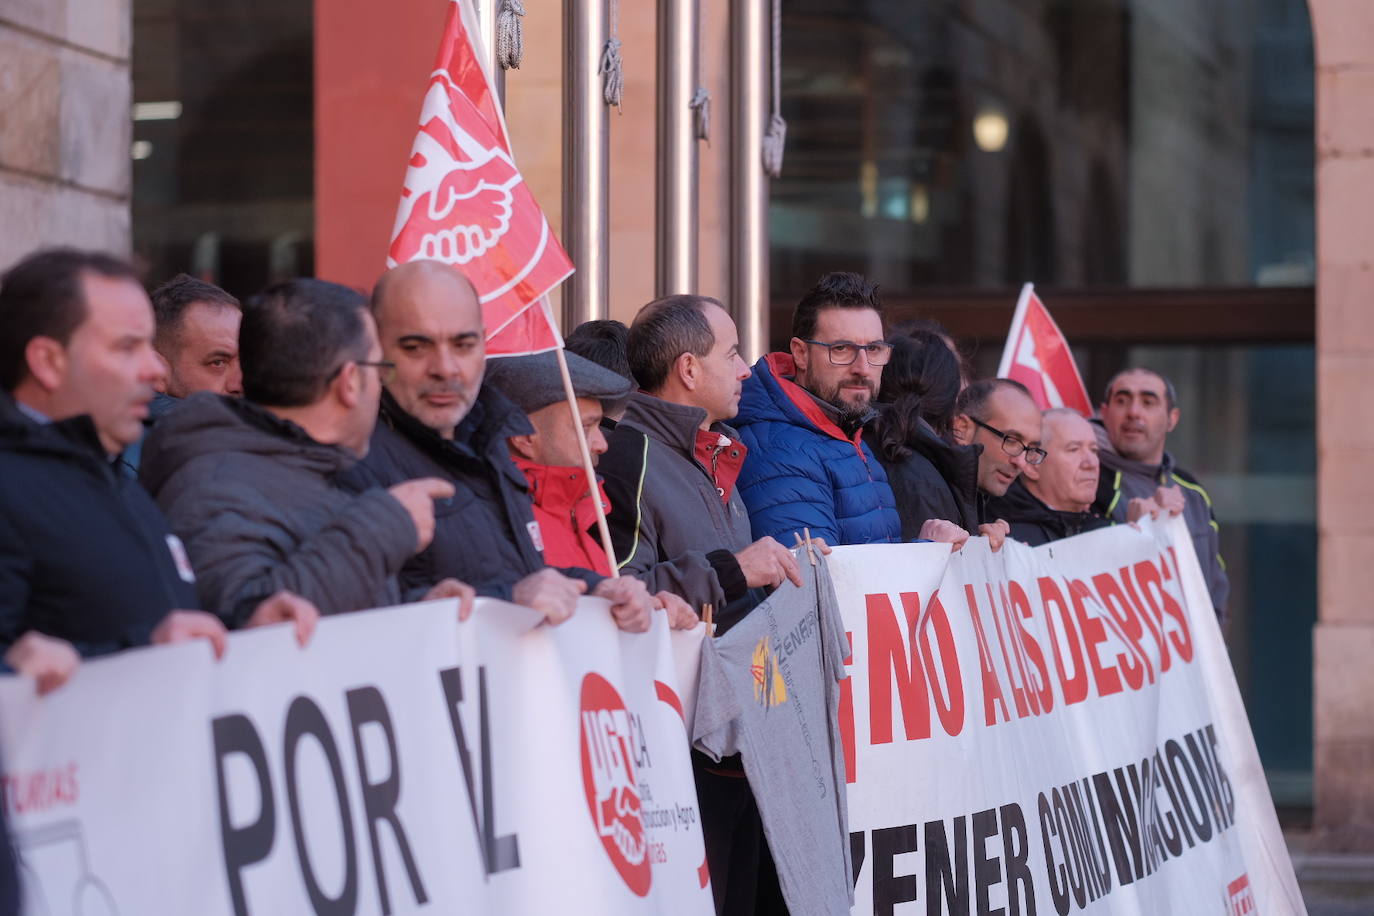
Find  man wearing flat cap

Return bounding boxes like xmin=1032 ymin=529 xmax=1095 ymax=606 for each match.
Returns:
xmin=341 ymin=260 xmax=658 ymax=630
xmin=486 ymin=351 xmax=698 ymax=629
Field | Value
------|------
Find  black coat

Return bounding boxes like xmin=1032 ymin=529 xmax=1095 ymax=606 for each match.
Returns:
xmin=984 ymin=478 xmax=1111 ymax=547
xmin=0 ymin=396 xmax=198 ymax=657
xmin=140 ymin=394 xmax=415 ymax=622
xmin=866 ymin=419 xmax=981 ymax=537
xmin=340 ymin=387 xmax=603 ymax=600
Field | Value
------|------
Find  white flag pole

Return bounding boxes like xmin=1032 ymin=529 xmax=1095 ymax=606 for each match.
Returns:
xmin=549 ymin=298 xmax=620 ymax=577
xmin=996 ymin=282 xmax=1035 ymax=379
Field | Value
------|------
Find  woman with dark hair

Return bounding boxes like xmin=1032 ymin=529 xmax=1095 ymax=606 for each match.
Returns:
xmin=865 ymin=330 xmax=982 ymax=538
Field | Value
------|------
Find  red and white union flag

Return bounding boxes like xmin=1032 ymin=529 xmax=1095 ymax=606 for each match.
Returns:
xmin=388 ymin=0 xmax=571 ymax=355
xmin=996 ymin=283 xmax=1094 ymax=416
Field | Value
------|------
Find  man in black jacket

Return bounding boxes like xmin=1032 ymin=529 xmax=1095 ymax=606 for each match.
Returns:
xmin=0 ymin=248 xmax=311 ymax=677
xmin=342 ymin=260 xmax=655 ymax=627
xmin=142 ymin=277 xmax=471 ymax=621
xmin=986 ymin=408 xmax=1111 ymax=546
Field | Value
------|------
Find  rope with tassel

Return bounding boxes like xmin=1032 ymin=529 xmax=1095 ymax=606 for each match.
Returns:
xmin=690 ymin=0 xmax=710 ymax=142
xmin=690 ymin=87 xmax=711 ymax=144
xmin=761 ymin=0 xmax=786 ymax=177
xmin=600 ymin=0 xmax=624 ymax=109
xmin=496 ymin=0 xmax=525 ymax=70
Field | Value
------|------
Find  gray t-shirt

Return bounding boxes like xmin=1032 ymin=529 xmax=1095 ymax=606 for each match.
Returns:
xmin=692 ymin=553 xmax=853 ymax=914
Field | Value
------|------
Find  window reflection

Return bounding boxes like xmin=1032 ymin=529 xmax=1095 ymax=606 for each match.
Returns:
xmin=772 ymin=0 xmax=1313 ymax=294
xmin=132 ymin=0 xmax=314 ymax=295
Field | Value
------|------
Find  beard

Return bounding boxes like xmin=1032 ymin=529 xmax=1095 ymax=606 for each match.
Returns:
xmin=815 ymin=376 xmax=876 ymax=431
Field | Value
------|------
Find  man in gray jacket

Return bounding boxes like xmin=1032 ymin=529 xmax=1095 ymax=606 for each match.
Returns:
xmin=1093 ymin=367 xmax=1230 ymax=624
xmin=598 ymin=294 xmax=809 ymax=916
xmin=141 ymin=278 xmax=470 ymax=623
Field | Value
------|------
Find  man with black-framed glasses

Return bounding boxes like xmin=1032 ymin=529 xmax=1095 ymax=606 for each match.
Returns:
xmin=732 ymin=271 xmax=903 ymax=546
xmin=951 ymin=378 xmax=1045 ymax=528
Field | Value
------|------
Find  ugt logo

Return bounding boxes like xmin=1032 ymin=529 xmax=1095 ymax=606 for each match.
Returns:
xmin=579 ymin=673 xmax=651 ymax=897
xmin=388 ymin=75 xmax=520 ymax=267
xmin=1226 ymin=873 xmax=1256 ymax=916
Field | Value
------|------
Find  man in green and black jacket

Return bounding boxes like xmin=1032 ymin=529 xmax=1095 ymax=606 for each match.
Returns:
xmin=1093 ymin=367 xmax=1230 ymax=626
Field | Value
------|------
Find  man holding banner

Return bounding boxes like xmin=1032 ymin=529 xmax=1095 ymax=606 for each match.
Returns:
xmin=345 ymin=261 xmax=661 ymax=629
xmin=1096 ymin=367 xmax=1230 ymax=623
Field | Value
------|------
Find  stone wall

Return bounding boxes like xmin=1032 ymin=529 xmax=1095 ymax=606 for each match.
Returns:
xmin=0 ymin=0 xmax=132 ymax=270
xmin=1310 ymin=0 xmax=1374 ymax=852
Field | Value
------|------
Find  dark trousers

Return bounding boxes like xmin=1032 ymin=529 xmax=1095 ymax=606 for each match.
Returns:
xmin=693 ymin=751 xmax=788 ymax=916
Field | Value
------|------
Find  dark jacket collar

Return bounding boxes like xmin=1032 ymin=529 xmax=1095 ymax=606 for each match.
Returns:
xmin=378 ymin=384 xmax=531 ymax=457
xmin=619 ymin=391 xmax=740 ymax=458
xmin=985 ymin=477 xmax=1103 ymax=538
xmin=0 ymin=392 xmax=116 ymax=471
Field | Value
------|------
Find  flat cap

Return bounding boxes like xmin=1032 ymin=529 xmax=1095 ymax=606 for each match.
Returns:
xmin=484 ymin=349 xmax=633 ymax=417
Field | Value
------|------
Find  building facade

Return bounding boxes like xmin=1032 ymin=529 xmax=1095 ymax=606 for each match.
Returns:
xmin=0 ymin=0 xmax=1369 ymax=850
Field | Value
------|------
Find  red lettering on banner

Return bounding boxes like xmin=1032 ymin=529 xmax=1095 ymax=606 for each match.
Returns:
xmin=866 ymin=593 xmax=931 ymax=744
xmin=1 ymin=762 xmax=79 ymax=816
xmin=840 ymin=630 xmax=857 ymax=783
xmin=965 ymin=585 xmax=1011 ymax=726
xmin=1158 ymin=549 xmax=1195 ymax=663
xmin=987 ymin=583 xmax=1033 ymax=718
xmin=1010 ymin=581 xmax=1054 ymax=714
xmin=1120 ymin=562 xmax=1170 ymax=674
xmin=1038 ymin=577 xmax=1089 ymax=706
xmin=1068 ymin=579 xmax=1124 ymax=698
xmin=1091 ymin=573 xmax=1154 ymax=689
xmin=920 ymin=594 xmax=966 ymax=737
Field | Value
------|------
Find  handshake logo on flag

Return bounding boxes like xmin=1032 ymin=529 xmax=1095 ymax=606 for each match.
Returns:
xmin=388 ymin=76 xmax=519 ymax=267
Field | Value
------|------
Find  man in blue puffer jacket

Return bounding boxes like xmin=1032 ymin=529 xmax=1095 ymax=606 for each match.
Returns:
xmin=734 ymin=272 xmax=902 ymax=545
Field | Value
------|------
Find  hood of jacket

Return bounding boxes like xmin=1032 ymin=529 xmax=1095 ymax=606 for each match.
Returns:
xmin=140 ymin=392 xmax=357 ymax=498
xmin=736 ymin=352 xmax=875 ymax=446
xmin=907 ymin=417 xmax=980 ymax=504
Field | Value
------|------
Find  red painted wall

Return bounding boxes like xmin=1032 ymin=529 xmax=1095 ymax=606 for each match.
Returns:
xmin=314 ymin=0 xmax=449 ymax=291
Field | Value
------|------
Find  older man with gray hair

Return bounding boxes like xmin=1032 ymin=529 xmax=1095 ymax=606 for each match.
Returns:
xmin=986 ymin=407 xmax=1111 ymax=546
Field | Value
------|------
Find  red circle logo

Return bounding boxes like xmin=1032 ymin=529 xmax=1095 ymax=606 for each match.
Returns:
xmin=579 ymin=672 xmax=651 ymax=897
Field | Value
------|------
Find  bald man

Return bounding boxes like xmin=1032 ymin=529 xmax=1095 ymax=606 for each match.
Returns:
xmin=340 ymin=261 xmax=657 ymax=628
xmin=983 ymin=408 xmax=1110 ymax=546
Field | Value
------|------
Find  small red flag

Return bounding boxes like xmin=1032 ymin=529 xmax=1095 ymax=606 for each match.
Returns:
xmin=388 ymin=0 xmax=570 ymax=355
xmin=996 ymin=284 xmax=1093 ymax=416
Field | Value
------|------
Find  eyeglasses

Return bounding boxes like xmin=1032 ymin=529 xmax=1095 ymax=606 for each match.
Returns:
xmin=800 ymin=338 xmax=893 ymax=367
xmin=971 ymin=418 xmax=1048 ymax=465
xmin=355 ymin=359 xmax=398 ymax=386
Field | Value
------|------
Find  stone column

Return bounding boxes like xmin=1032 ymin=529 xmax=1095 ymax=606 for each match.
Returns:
xmin=0 ymin=0 xmax=132 ymax=268
xmin=1311 ymin=0 xmax=1374 ymax=851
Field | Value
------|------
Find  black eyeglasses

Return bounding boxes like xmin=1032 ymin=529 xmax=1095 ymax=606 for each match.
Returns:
xmin=800 ymin=338 xmax=893 ymax=366
xmin=355 ymin=360 xmax=398 ymax=386
xmin=971 ymin=418 xmax=1048 ymax=465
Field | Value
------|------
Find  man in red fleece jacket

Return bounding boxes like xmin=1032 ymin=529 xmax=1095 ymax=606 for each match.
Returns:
xmin=484 ymin=350 xmax=697 ymax=629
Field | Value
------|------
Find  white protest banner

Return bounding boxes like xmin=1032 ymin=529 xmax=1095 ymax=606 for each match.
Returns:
xmin=832 ymin=517 xmax=1304 ymax=915
xmin=0 ymin=598 xmax=712 ymax=915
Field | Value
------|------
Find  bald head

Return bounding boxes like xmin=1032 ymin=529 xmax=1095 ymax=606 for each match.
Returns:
xmin=1024 ymin=408 xmax=1099 ymax=512
xmin=372 ymin=260 xmax=486 ymax=438
xmin=372 ymin=260 xmax=481 ymax=328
